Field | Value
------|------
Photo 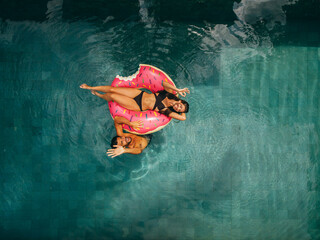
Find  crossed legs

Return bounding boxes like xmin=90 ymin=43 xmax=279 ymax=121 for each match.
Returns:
xmin=80 ymin=84 xmax=142 ymax=111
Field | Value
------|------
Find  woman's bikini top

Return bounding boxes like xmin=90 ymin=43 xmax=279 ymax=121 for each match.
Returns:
xmin=152 ymin=90 xmax=168 ymax=111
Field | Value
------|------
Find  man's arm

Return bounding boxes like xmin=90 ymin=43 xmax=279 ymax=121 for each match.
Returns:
xmin=114 ymin=116 xmax=143 ymax=136
xmin=114 ymin=116 xmax=127 ymax=136
xmin=107 ymin=146 xmax=141 ymax=158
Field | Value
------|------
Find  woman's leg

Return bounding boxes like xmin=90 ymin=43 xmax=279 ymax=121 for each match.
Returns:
xmin=80 ymin=84 xmax=142 ymax=98
xmin=80 ymin=84 xmax=112 ymax=93
xmin=92 ymin=91 xmax=141 ymax=111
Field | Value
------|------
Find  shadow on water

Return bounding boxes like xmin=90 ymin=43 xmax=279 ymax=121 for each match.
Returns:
xmin=178 ymin=148 xmax=242 ymax=220
xmin=149 ymin=129 xmax=169 ymax=154
xmin=212 ymin=149 xmax=241 ymax=198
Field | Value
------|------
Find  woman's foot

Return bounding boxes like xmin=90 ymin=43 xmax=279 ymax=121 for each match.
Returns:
xmin=91 ymin=90 xmax=98 ymax=96
xmin=80 ymin=84 xmax=91 ymax=89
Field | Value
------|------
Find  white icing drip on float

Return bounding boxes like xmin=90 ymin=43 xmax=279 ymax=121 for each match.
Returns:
xmin=115 ymin=64 xmax=176 ymax=87
xmin=116 ymin=66 xmax=141 ymax=81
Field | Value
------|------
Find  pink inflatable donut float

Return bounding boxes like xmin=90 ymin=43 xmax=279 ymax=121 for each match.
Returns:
xmin=108 ymin=64 xmax=177 ymax=135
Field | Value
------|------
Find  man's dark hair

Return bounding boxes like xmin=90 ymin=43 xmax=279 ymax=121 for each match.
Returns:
xmin=111 ymin=136 xmax=119 ymax=149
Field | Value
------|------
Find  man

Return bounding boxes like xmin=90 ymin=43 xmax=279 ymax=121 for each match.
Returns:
xmin=107 ymin=116 xmax=152 ymax=158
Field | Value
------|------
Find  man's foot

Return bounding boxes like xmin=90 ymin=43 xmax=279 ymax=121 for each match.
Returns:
xmin=80 ymin=84 xmax=91 ymax=89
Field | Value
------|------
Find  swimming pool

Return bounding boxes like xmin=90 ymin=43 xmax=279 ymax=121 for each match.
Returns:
xmin=0 ymin=0 xmax=319 ymax=239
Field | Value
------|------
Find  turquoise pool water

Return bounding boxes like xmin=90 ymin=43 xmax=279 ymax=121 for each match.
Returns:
xmin=0 ymin=0 xmax=319 ymax=239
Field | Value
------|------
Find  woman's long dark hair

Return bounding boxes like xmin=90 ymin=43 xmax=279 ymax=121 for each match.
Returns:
xmin=161 ymin=92 xmax=189 ymax=116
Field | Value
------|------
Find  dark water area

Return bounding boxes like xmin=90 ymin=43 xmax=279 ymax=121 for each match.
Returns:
xmin=1 ymin=0 xmax=320 ymax=22
xmin=0 ymin=0 xmax=320 ymax=240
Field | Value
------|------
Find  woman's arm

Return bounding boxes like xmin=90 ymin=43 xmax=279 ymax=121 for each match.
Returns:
xmin=168 ymin=112 xmax=186 ymax=121
xmin=163 ymin=82 xmax=190 ymax=97
xmin=163 ymin=82 xmax=178 ymax=94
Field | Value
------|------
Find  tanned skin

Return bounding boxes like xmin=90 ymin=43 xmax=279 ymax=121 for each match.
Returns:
xmin=80 ymin=82 xmax=190 ymax=121
xmin=107 ymin=116 xmax=149 ymax=158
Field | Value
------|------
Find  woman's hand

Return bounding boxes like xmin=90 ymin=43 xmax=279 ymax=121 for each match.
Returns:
xmin=177 ymin=88 xmax=190 ymax=97
xmin=130 ymin=120 xmax=144 ymax=130
xmin=107 ymin=145 xmax=125 ymax=158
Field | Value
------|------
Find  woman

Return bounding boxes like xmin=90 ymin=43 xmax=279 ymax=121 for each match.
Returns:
xmin=80 ymin=82 xmax=190 ymax=121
